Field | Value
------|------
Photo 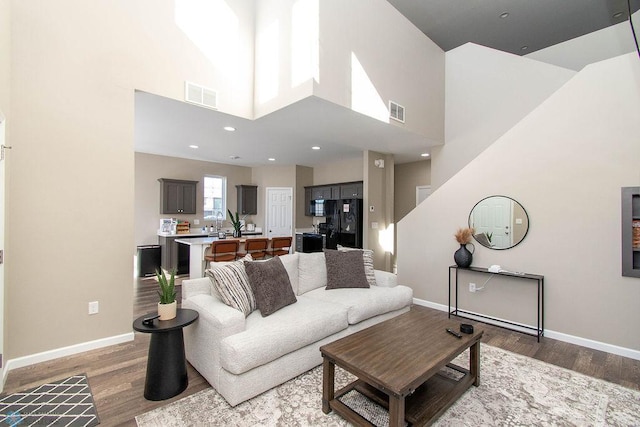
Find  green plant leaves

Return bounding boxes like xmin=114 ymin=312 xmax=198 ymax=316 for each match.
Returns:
xmin=155 ymin=268 xmax=177 ymax=304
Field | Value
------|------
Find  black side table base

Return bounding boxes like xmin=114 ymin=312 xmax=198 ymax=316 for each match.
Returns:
xmin=144 ymin=329 xmax=188 ymax=401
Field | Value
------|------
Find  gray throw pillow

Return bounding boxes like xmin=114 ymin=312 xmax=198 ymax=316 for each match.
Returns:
xmin=244 ymin=256 xmax=297 ymax=317
xmin=324 ymin=249 xmax=370 ymax=290
xmin=337 ymin=245 xmax=377 ymax=286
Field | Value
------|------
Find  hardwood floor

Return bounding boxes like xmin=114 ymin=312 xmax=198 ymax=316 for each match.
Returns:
xmin=3 ymin=276 xmax=640 ymax=426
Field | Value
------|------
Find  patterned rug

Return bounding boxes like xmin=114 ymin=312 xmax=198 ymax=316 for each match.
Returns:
xmin=0 ymin=374 xmax=99 ymax=426
xmin=136 ymin=345 xmax=640 ymax=426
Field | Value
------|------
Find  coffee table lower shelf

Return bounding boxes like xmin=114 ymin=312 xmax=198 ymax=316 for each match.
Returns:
xmin=328 ymin=363 xmax=474 ymax=426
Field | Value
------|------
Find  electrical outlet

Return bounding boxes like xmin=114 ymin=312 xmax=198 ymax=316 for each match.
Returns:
xmin=469 ymin=283 xmax=476 ymax=293
xmin=194 ymin=219 xmax=200 ymax=225
xmin=88 ymin=301 xmax=99 ymax=315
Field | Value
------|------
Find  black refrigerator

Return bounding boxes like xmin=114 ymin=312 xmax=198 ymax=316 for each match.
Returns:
xmin=324 ymin=199 xmax=363 ymax=249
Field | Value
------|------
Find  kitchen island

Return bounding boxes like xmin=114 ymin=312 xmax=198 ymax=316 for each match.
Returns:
xmin=176 ymin=235 xmax=270 ymax=279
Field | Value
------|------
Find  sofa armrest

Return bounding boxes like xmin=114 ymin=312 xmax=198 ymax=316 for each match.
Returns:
xmin=182 ymin=277 xmax=211 ymax=300
xmin=374 ymin=270 xmax=398 ymax=288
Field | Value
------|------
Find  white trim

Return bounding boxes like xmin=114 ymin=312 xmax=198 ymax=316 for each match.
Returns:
xmin=412 ymin=297 xmax=640 ymax=361
xmin=3 ymin=332 xmax=134 ymax=385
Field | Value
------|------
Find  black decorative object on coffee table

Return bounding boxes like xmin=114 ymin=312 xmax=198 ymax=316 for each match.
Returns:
xmin=133 ymin=308 xmax=199 ymax=401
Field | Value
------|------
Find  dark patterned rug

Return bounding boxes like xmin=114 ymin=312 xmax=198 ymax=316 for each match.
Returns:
xmin=0 ymin=374 xmax=99 ymax=426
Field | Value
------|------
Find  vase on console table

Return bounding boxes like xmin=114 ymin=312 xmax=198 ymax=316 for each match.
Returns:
xmin=454 ymin=243 xmax=474 ymax=268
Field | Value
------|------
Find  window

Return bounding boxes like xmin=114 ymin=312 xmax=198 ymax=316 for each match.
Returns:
xmin=204 ymin=175 xmax=226 ymax=220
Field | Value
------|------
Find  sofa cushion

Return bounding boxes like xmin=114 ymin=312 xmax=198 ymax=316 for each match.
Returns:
xmin=297 ymin=252 xmax=327 ymax=295
xmin=244 ymin=256 xmax=297 ymax=317
xmin=206 ymin=255 xmax=256 ymax=317
xmin=337 ymin=245 xmax=377 ymax=286
xmin=324 ymin=249 xmax=369 ymax=290
xmin=219 ymin=295 xmax=349 ymax=375
xmin=278 ymin=253 xmax=299 ymax=295
xmin=304 ymin=285 xmax=413 ymax=324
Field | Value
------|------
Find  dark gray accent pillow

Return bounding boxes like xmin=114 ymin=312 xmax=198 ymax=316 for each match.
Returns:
xmin=324 ymin=249 xmax=370 ymax=290
xmin=244 ymin=257 xmax=297 ymax=317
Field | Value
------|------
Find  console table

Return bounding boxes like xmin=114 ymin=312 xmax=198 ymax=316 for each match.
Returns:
xmin=448 ymin=265 xmax=544 ymax=341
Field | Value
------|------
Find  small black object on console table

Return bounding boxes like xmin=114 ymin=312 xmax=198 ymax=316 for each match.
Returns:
xmin=133 ymin=308 xmax=199 ymax=400
xmin=448 ymin=265 xmax=544 ymax=342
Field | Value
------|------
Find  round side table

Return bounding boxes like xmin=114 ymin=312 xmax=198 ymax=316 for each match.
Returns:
xmin=133 ymin=308 xmax=199 ymax=401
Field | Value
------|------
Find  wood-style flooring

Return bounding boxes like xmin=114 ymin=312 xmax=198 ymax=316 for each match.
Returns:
xmin=3 ymin=276 xmax=640 ymax=426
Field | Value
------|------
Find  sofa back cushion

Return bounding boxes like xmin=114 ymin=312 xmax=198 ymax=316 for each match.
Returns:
xmin=297 ymin=252 xmax=327 ymax=295
xmin=278 ymin=253 xmax=299 ymax=295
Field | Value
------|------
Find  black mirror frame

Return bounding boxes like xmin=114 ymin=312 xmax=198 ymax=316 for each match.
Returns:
xmin=468 ymin=195 xmax=529 ymax=250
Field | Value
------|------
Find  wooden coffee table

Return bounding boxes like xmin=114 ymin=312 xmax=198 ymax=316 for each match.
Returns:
xmin=320 ymin=308 xmax=483 ymax=426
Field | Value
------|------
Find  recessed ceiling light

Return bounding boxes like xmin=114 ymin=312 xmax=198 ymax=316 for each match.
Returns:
xmin=499 ymin=12 xmax=509 ymax=19
xmin=311 ymin=146 xmax=321 ymax=150
xmin=421 ymin=153 xmax=430 ymax=157
xmin=229 ymin=155 xmax=240 ymax=160
xmin=223 ymin=126 xmax=236 ymax=132
xmin=521 ymin=45 xmax=529 ymax=51
xmin=189 ymin=145 xmax=199 ymax=149
xmin=613 ymin=11 xmax=624 ymax=18
xmin=268 ymin=158 xmax=276 ymax=161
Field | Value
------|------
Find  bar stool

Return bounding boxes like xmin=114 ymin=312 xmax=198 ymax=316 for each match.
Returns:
xmin=266 ymin=236 xmax=292 ymax=258
xmin=205 ymin=240 xmax=239 ymax=264
xmin=237 ymin=238 xmax=269 ymax=260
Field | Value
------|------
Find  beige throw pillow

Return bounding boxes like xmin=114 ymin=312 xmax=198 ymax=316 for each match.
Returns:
xmin=206 ymin=255 xmax=256 ymax=317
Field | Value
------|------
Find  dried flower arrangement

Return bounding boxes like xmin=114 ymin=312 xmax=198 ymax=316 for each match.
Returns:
xmin=454 ymin=227 xmax=475 ymax=244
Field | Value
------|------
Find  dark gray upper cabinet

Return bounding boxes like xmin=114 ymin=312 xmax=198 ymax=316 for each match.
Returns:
xmin=340 ymin=182 xmax=363 ymax=199
xmin=237 ymin=185 xmax=258 ymax=215
xmin=159 ymin=178 xmax=198 ymax=214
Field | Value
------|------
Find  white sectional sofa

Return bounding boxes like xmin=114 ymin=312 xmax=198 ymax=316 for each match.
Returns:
xmin=181 ymin=251 xmax=413 ymax=406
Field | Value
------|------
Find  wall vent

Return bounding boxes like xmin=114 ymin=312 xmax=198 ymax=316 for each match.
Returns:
xmin=185 ymin=81 xmax=218 ymax=110
xmin=389 ymin=100 xmax=405 ymax=123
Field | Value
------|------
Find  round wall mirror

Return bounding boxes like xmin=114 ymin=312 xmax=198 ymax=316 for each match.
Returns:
xmin=468 ymin=196 xmax=529 ymax=250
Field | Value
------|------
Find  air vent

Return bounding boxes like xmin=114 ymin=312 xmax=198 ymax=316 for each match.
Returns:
xmin=389 ymin=100 xmax=405 ymax=123
xmin=185 ymin=81 xmax=218 ymax=110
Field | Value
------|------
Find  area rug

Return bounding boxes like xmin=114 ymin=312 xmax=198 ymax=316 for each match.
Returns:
xmin=0 ymin=374 xmax=99 ymax=426
xmin=135 ymin=345 xmax=640 ymax=426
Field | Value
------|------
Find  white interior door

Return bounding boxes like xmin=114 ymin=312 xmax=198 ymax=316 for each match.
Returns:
xmin=470 ymin=197 xmax=512 ymax=247
xmin=0 ymin=113 xmax=6 ymax=382
xmin=416 ymin=185 xmax=431 ymax=206
xmin=265 ymin=187 xmax=293 ymax=238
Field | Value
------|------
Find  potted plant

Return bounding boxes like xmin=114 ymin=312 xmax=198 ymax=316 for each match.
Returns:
xmin=227 ymin=209 xmax=244 ymax=238
xmin=453 ymin=227 xmax=475 ymax=268
xmin=156 ymin=268 xmax=177 ymax=320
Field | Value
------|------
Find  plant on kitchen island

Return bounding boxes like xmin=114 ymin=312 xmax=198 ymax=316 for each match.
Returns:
xmin=228 ymin=209 xmax=244 ymax=237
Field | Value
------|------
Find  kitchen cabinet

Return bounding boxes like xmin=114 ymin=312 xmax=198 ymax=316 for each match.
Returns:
xmin=340 ymin=182 xmax=363 ymax=199
xmin=159 ymin=178 xmax=198 ymax=214
xmin=622 ymin=186 xmax=640 ymax=278
xmin=311 ymin=186 xmax=332 ymax=200
xmin=236 ymin=185 xmax=258 ymax=215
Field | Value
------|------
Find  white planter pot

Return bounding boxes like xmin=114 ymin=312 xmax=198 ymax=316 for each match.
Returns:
xmin=158 ymin=300 xmax=177 ymax=321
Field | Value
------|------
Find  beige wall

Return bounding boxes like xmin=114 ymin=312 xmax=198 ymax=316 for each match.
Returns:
xmin=5 ymin=0 xmax=256 ymax=360
xmin=313 ymin=156 xmax=363 ymax=185
xmin=398 ymin=53 xmax=640 ymax=353
xmin=295 ymin=166 xmax=314 ymax=229
xmin=431 ymin=44 xmax=575 ymax=190
xmin=363 ymin=151 xmax=394 ymax=271
xmin=394 ymin=160 xmax=430 ymax=222
xmin=135 ymin=153 xmax=252 ymax=245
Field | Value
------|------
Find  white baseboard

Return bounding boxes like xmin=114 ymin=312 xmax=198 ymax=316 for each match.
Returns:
xmin=2 ymin=332 xmax=135 ymax=387
xmin=413 ymin=297 xmax=640 ymax=361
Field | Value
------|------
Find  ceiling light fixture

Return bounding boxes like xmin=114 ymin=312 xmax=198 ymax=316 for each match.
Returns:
xmin=229 ymin=155 xmax=240 ymax=160
xmin=311 ymin=146 xmax=321 ymax=150
xmin=613 ymin=11 xmax=624 ymax=18
xmin=189 ymin=145 xmax=199 ymax=149
xmin=421 ymin=153 xmax=430 ymax=157
xmin=499 ymin=12 xmax=509 ymax=18
xmin=268 ymin=158 xmax=276 ymax=161
xmin=223 ymin=126 xmax=236 ymax=132
xmin=521 ymin=45 xmax=529 ymax=51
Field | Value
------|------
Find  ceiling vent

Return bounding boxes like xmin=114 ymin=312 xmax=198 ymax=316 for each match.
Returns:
xmin=389 ymin=100 xmax=405 ymax=123
xmin=185 ymin=81 xmax=218 ymax=110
